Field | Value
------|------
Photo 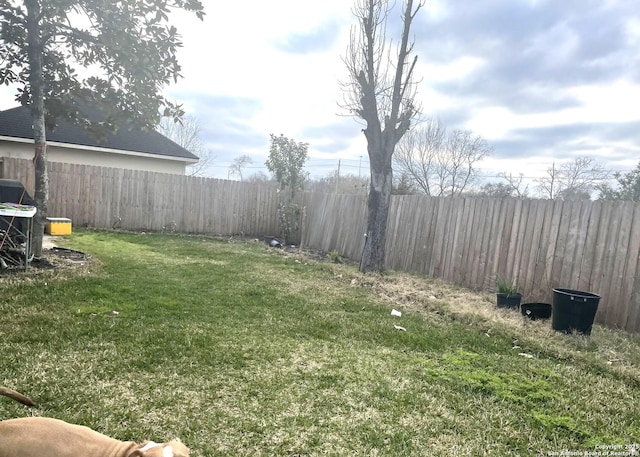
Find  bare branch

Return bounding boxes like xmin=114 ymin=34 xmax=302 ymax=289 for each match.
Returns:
xmin=340 ymin=0 xmax=421 ymax=152
xmin=535 ymin=157 xmax=610 ymax=199
xmin=498 ymin=172 xmax=529 ymax=198
xmin=394 ymin=119 xmax=492 ymax=197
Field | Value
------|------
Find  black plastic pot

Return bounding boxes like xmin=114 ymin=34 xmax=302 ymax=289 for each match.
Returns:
xmin=497 ymin=293 xmax=522 ymax=309
xmin=551 ymin=288 xmax=601 ymax=335
xmin=521 ymin=302 xmax=552 ymax=320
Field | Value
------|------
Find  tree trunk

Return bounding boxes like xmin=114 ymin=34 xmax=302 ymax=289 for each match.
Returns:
xmin=360 ymin=147 xmax=393 ymax=273
xmin=26 ymin=0 xmax=47 ymax=258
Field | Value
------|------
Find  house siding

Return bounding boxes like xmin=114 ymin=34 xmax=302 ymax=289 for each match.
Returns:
xmin=0 ymin=139 xmax=188 ymax=175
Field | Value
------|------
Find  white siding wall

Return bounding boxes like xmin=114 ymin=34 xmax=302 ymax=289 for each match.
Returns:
xmin=0 ymin=138 xmax=190 ymax=175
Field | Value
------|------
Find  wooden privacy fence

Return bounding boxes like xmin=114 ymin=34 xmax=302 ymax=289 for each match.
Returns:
xmin=302 ymin=192 xmax=640 ymax=333
xmin=3 ymin=157 xmax=640 ymax=333
xmin=1 ymin=158 xmax=280 ymax=236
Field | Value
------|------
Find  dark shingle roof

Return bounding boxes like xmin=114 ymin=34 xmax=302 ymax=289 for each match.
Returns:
xmin=0 ymin=105 xmax=198 ymax=161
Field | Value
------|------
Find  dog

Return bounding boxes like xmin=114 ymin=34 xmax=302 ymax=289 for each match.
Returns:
xmin=1 ymin=386 xmax=189 ymax=457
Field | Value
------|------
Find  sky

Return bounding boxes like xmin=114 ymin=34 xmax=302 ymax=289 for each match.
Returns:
xmin=2 ymin=0 xmax=640 ymax=187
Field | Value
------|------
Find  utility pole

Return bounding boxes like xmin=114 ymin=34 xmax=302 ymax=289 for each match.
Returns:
xmin=335 ymin=159 xmax=341 ymax=194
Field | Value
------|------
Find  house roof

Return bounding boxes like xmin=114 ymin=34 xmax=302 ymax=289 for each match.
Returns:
xmin=0 ymin=105 xmax=198 ymax=161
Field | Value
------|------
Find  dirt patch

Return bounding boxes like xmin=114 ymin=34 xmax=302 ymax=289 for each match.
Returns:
xmin=0 ymin=246 xmax=94 ymax=283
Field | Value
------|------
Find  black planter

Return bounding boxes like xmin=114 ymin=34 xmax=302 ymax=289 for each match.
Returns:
xmin=551 ymin=288 xmax=601 ymax=335
xmin=521 ymin=302 xmax=552 ymax=320
xmin=497 ymin=293 xmax=522 ymax=309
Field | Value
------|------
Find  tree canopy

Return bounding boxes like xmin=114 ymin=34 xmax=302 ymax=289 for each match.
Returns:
xmin=0 ymin=0 xmax=204 ymax=256
xmin=0 ymin=0 xmax=203 ymax=129
xmin=265 ymin=134 xmax=309 ymax=198
xmin=598 ymin=161 xmax=640 ymax=201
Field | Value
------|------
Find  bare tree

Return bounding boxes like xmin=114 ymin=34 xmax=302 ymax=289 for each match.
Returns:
xmin=497 ymin=172 xmax=529 ymax=198
xmin=158 ymin=116 xmax=215 ymax=176
xmin=394 ymin=120 xmax=492 ymax=196
xmin=392 ymin=171 xmax=416 ymax=195
xmin=393 ymin=118 xmax=445 ymax=196
xmin=342 ymin=0 xmax=423 ymax=273
xmin=536 ymin=157 xmax=610 ymax=200
xmin=228 ymin=155 xmax=253 ymax=181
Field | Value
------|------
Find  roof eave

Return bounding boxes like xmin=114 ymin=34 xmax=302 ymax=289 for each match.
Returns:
xmin=0 ymin=135 xmax=198 ymax=163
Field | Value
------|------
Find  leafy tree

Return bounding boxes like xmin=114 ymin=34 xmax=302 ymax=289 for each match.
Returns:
xmin=265 ymin=134 xmax=308 ymax=198
xmin=598 ymin=161 xmax=640 ymax=201
xmin=0 ymin=0 xmax=204 ymax=257
xmin=342 ymin=0 xmax=424 ymax=273
xmin=228 ymin=154 xmax=253 ymax=181
xmin=265 ymin=134 xmax=309 ymax=244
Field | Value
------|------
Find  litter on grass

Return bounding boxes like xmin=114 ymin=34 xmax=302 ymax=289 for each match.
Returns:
xmin=394 ymin=325 xmax=407 ymax=331
xmin=391 ymin=309 xmax=402 ymax=317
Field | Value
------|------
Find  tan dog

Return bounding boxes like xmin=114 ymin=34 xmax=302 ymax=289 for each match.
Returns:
xmin=0 ymin=387 xmax=189 ymax=457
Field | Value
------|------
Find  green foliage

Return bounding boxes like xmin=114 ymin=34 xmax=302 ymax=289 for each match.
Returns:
xmin=329 ymin=249 xmax=342 ymax=263
xmin=0 ymin=0 xmax=205 ymax=132
xmin=277 ymin=202 xmax=302 ymax=245
xmin=266 ymin=134 xmax=308 ymax=243
xmin=496 ymin=277 xmax=519 ymax=295
xmin=532 ymin=412 xmax=585 ymax=438
xmin=598 ymin=161 xmax=640 ymax=201
xmin=265 ymin=134 xmax=309 ymax=198
xmin=422 ymin=350 xmax=557 ymax=407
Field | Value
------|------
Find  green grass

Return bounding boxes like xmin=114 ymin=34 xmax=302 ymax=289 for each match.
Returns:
xmin=1 ymin=231 xmax=639 ymax=456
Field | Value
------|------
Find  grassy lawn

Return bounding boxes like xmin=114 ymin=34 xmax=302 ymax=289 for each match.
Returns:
xmin=1 ymin=231 xmax=639 ymax=456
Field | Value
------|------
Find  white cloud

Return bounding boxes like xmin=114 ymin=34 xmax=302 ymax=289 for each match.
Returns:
xmin=2 ymin=0 xmax=640 ymax=182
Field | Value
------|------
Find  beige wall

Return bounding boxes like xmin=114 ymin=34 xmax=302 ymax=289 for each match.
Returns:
xmin=0 ymin=138 xmax=192 ymax=175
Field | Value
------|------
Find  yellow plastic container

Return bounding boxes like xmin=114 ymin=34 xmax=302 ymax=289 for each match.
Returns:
xmin=46 ymin=217 xmax=72 ymax=236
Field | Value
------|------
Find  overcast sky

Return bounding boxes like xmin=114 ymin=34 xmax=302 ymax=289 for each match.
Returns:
xmin=2 ymin=0 xmax=639 ymax=185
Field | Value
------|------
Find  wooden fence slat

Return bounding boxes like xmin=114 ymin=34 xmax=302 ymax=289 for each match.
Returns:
xmin=606 ymin=201 xmax=634 ymax=327
xmin=620 ymin=205 xmax=640 ymax=330
xmin=594 ymin=202 xmax=620 ymax=324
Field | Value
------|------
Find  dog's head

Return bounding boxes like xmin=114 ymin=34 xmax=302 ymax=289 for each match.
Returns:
xmin=131 ymin=439 xmax=189 ymax=457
